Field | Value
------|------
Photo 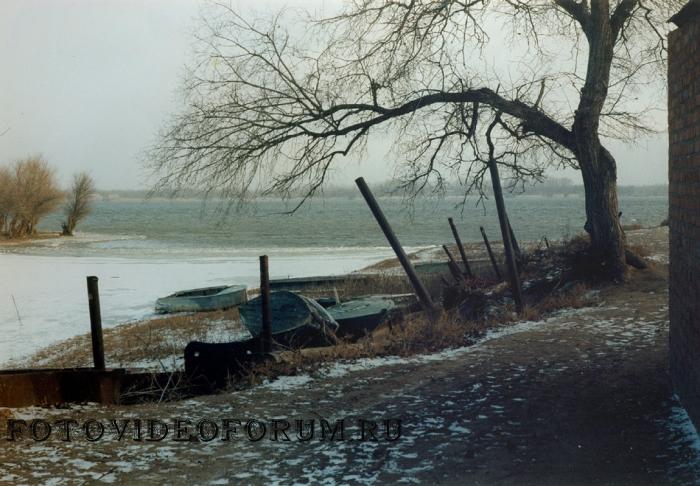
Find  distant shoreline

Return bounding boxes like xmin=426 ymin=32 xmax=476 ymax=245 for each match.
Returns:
xmin=0 ymin=232 xmax=63 ymax=247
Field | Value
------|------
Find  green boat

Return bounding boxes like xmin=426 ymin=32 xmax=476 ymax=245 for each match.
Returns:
xmin=328 ymin=296 xmax=398 ymax=338
xmin=238 ymin=291 xmax=339 ymax=348
xmin=155 ymin=285 xmax=247 ymax=314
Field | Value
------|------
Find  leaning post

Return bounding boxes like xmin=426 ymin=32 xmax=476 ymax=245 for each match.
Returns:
xmin=442 ymin=245 xmax=465 ymax=283
xmin=507 ymin=216 xmax=523 ymax=273
xmin=507 ymin=217 xmax=522 ymax=259
xmin=447 ymin=217 xmax=473 ymax=278
xmin=86 ymin=276 xmax=106 ymax=370
xmin=259 ymin=255 xmax=273 ymax=353
xmin=487 ymin=159 xmax=524 ymax=313
xmin=480 ymin=226 xmax=502 ymax=280
xmin=355 ymin=177 xmax=438 ymax=320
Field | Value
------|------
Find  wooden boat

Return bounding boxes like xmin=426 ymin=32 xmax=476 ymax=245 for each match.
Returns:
xmin=238 ymin=291 xmax=339 ymax=349
xmin=155 ymin=285 xmax=247 ymax=314
xmin=185 ymin=292 xmax=339 ymax=387
xmin=327 ymin=295 xmax=398 ymax=339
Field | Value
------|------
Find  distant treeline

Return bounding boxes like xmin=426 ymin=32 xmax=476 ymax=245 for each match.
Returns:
xmin=99 ymin=178 xmax=668 ymax=201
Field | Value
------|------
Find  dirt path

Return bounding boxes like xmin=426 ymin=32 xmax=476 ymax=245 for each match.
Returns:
xmin=2 ymin=228 xmax=699 ymax=485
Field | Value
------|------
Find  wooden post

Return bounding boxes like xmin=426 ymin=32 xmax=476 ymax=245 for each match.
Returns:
xmin=487 ymin=160 xmax=524 ymax=313
xmin=507 ymin=216 xmax=523 ymax=273
xmin=442 ymin=245 xmax=465 ymax=283
xmin=355 ymin=177 xmax=438 ymax=319
xmin=480 ymin=226 xmax=502 ymax=280
xmin=86 ymin=276 xmax=105 ymax=370
xmin=259 ymin=255 xmax=272 ymax=353
xmin=447 ymin=218 xmax=473 ymax=278
xmin=544 ymin=237 xmax=550 ymax=249
xmin=507 ymin=217 xmax=521 ymax=259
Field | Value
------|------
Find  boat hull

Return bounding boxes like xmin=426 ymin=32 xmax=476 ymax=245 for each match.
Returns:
xmin=328 ymin=296 xmax=397 ymax=339
xmin=155 ymin=285 xmax=247 ymax=314
xmin=238 ymin=291 xmax=339 ymax=348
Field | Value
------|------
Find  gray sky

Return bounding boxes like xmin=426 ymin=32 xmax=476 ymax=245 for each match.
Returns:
xmin=0 ymin=0 xmax=669 ymax=190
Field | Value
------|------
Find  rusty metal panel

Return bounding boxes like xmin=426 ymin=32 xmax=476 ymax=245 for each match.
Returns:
xmin=0 ymin=368 xmax=126 ymax=408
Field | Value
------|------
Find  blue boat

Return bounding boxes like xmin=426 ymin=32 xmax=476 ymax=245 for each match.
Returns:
xmin=155 ymin=285 xmax=248 ymax=314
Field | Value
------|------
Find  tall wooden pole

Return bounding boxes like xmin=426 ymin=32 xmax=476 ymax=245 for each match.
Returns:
xmin=259 ymin=255 xmax=272 ymax=353
xmin=355 ymin=177 xmax=438 ymax=319
xmin=86 ymin=276 xmax=105 ymax=370
xmin=447 ymin=218 xmax=473 ymax=278
xmin=488 ymin=160 xmax=524 ymax=313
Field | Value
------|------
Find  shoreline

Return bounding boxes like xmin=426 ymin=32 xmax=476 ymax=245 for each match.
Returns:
xmin=1 ymin=226 xmax=669 ymax=367
xmin=0 ymin=246 xmax=397 ymax=365
xmin=9 ymin=227 xmax=670 ymax=371
xmin=0 ymin=232 xmax=64 ymax=247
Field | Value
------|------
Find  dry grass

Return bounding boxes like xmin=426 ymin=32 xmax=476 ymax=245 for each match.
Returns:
xmin=0 ymin=231 xmax=61 ymax=245
xmin=23 ymin=308 xmax=245 ymax=370
xmin=238 ymin=315 xmax=476 ymax=389
xmin=519 ymin=283 xmax=590 ymax=322
xmin=627 ymin=243 xmax=651 ymax=258
xmin=364 ymin=252 xmax=419 ymax=271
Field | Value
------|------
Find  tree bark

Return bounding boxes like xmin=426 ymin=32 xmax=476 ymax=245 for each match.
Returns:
xmin=579 ymin=146 xmax=627 ymax=279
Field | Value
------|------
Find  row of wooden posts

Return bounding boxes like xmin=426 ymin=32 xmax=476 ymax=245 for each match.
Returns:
xmin=84 ymin=167 xmax=524 ymax=370
xmin=355 ymin=168 xmax=524 ymax=319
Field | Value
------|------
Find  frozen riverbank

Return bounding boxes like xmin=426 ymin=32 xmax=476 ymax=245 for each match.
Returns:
xmin=0 ymin=247 xmax=393 ymax=365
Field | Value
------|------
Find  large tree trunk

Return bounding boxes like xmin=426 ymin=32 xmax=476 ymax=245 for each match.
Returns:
xmin=571 ymin=0 xmax=628 ymax=280
xmin=578 ymin=145 xmax=627 ymax=279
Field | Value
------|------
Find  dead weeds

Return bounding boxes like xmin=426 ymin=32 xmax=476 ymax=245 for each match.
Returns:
xmin=23 ymin=308 xmax=244 ymax=369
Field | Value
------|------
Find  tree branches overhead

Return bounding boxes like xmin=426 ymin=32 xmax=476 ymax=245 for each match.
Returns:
xmin=149 ymin=0 xmax=682 ymax=205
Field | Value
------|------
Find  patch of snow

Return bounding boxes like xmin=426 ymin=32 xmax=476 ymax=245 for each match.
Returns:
xmin=666 ymin=398 xmax=700 ymax=478
xmin=261 ymin=374 xmax=314 ymax=391
xmin=448 ymin=423 xmax=471 ymax=434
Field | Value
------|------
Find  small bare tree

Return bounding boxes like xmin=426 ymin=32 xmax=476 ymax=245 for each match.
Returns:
xmin=151 ymin=0 xmax=683 ymax=279
xmin=0 ymin=167 xmax=14 ymax=234
xmin=8 ymin=157 xmax=63 ymax=238
xmin=62 ymin=172 xmax=96 ymax=236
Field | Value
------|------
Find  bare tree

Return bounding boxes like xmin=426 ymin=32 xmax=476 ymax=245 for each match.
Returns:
xmin=150 ymin=0 xmax=681 ymax=279
xmin=0 ymin=167 xmax=14 ymax=233
xmin=8 ymin=157 xmax=63 ymax=238
xmin=62 ymin=172 xmax=96 ymax=236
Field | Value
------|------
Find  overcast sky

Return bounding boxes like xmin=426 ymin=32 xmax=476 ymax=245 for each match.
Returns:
xmin=0 ymin=0 xmax=669 ymax=190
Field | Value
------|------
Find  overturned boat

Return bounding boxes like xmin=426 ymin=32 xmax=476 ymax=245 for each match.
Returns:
xmin=155 ymin=285 xmax=247 ymax=314
xmin=238 ymin=291 xmax=339 ymax=348
xmin=328 ymin=295 xmax=403 ymax=338
xmin=185 ymin=291 xmax=339 ymax=387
